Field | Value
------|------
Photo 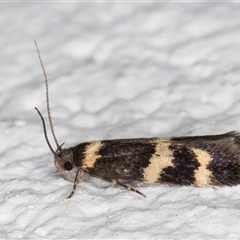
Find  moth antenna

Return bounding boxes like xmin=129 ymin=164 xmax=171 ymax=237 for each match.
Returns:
xmin=34 ymin=40 xmax=61 ymax=150
xmin=35 ymin=107 xmax=55 ymax=154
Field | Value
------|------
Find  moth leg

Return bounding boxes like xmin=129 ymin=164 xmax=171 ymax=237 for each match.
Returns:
xmin=64 ymin=168 xmax=82 ymax=201
xmin=112 ymin=179 xmax=146 ymax=198
xmin=111 ymin=179 xmax=117 ymax=187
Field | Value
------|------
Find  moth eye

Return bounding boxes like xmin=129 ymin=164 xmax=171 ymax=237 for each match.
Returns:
xmin=63 ymin=161 xmax=73 ymax=171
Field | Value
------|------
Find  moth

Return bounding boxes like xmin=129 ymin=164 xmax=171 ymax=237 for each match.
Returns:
xmin=34 ymin=41 xmax=240 ymax=199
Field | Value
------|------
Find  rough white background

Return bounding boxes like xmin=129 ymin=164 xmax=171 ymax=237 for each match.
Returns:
xmin=1 ymin=2 xmax=240 ymax=239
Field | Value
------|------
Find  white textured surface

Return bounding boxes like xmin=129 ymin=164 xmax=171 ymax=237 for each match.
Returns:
xmin=1 ymin=2 xmax=240 ymax=239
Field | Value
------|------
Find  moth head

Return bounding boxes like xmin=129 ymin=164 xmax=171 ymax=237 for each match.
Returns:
xmin=54 ymin=148 xmax=74 ymax=172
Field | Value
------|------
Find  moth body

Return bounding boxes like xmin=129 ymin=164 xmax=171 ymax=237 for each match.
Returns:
xmin=55 ymin=131 xmax=240 ymax=197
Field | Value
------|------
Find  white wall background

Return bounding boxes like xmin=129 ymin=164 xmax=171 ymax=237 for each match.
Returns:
xmin=1 ymin=2 xmax=240 ymax=239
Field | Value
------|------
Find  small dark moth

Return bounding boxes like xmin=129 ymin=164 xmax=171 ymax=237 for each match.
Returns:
xmin=35 ymin=41 xmax=240 ymax=199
